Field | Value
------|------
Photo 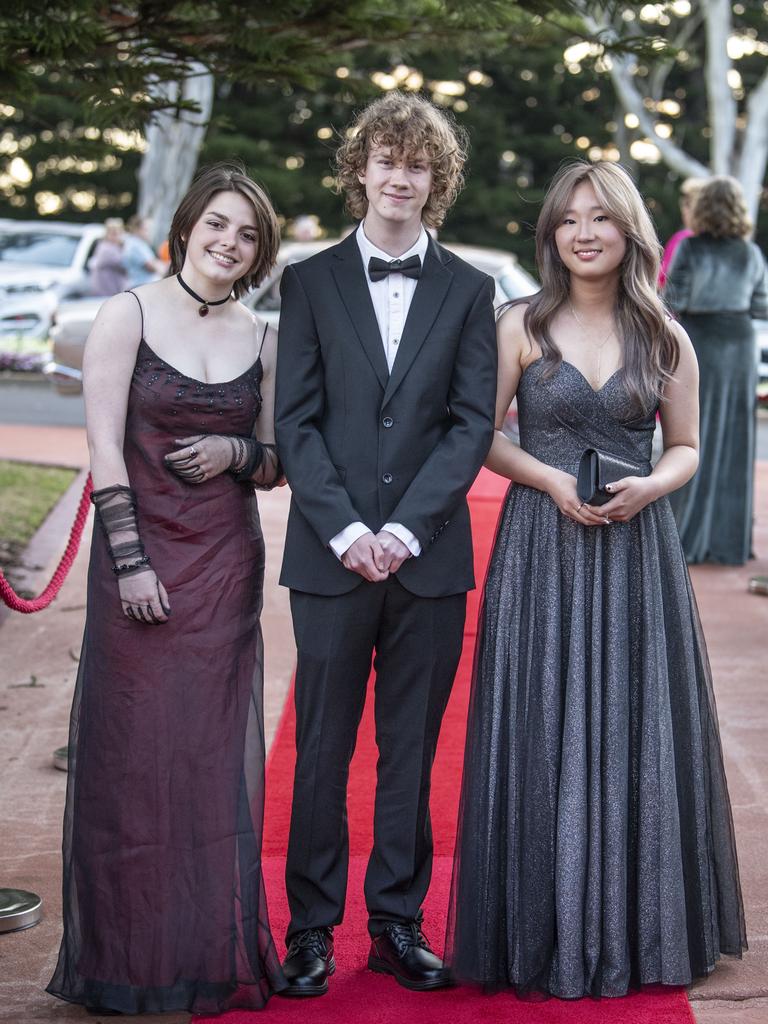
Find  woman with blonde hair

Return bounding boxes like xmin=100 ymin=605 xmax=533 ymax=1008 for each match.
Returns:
xmin=664 ymin=175 xmax=767 ymax=564
xmin=89 ymin=217 xmax=127 ymax=296
xmin=447 ymin=160 xmax=745 ymax=998
xmin=658 ymin=176 xmax=706 ymax=288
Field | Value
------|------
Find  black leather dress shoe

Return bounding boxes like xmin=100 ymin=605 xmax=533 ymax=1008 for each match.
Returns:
xmin=368 ymin=920 xmax=450 ymax=990
xmin=280 ymin=927 xmax=335 ymax=996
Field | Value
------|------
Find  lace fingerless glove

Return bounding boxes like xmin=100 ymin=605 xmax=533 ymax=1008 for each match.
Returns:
xmin=90 ymin=485 xmax=151 ymax=576
xmin=228 ymin=437 xmax=283 ymax=489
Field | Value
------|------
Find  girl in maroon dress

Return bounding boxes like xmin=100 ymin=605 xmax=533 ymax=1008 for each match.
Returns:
xmin=48 ymin=165 xmax=286 ymax=1014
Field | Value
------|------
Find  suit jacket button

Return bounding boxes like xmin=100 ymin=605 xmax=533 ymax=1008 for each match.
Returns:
xmin=382 ymin=416 xmax=394 ymax=428
xmin=382 ymin=472 xmax=393 ymax=484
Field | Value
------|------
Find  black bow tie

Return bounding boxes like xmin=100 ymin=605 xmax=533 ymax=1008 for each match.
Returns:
xmin=368 ymin=254 xmax=422 ymax=282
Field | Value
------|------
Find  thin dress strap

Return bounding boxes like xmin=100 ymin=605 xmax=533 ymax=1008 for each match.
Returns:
xmin=256 ymin=319 xmax=269 ymax=360
xmin=125 ymin=289 xmax=145 ymax=339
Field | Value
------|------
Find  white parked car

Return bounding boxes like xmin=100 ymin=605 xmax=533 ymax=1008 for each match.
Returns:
xmin=45 ymin=240 xmax=539 ymax=395
xmin=0 ymin=219 xmax=104 ymax=342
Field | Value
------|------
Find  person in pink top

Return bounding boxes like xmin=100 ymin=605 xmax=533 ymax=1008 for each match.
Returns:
xmin=659 ymin=176 xmax=706 ymax=287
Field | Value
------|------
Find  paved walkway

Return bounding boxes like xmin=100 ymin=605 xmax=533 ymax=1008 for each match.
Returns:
xmin=0 ymin=425 xmax=766 ymax=1024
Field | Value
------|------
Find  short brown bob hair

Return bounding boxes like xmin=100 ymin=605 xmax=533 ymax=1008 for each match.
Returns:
xmin=168 ymin=163 xmax=280 ymax=298
xmin=691 ymin=175 xmax=752 ymax=239
xmin=335 ymin=91 xmax=468 ymax=229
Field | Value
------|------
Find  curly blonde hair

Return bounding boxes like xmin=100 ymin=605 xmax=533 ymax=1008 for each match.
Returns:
xmin=691 ymin=176 xmax=752 ymax=239
xmin=335 ymin=92 xmax=468 ymax=229
xmin=679 ymin=176 xmax=706 ymax=202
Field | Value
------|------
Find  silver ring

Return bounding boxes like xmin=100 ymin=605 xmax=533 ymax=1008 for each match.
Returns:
xmin=189 ymin=446 xmax=198 ymax=457
xmin=577 ymin=502 xmax=585 ymax=511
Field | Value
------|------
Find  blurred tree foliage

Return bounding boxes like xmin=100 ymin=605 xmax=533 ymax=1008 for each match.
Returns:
xmin=0 ymin=0 xmax=592 ymax=235
xmin=2 ymin=2 xmax=764 ymax=272
xmin=0 ymin=54 xmax=708 ymax=273
xmin=198 ymin=33 xmax=768 ymax=271
xmin=1 ymin=0 xmax=583 ymax=123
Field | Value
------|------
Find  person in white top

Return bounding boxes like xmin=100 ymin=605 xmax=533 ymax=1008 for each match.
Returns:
xmin=275 ymin=91 xmax=497 ymax=996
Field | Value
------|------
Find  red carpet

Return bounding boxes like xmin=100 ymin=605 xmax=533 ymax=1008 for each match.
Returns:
xmin=198 ymin=469 xmax=695 ymax=1024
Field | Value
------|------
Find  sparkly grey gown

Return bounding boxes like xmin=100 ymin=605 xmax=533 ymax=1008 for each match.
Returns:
xmin=447 ymin=358 xmax=746 ymax=999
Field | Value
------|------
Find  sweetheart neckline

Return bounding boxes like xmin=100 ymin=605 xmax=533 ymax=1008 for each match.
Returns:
xmin=522 ymin=356 xmax=622 ymax=394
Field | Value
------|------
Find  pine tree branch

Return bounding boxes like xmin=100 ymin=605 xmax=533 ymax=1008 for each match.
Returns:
xmin=0 ymin=1 xmax=558 ymax=122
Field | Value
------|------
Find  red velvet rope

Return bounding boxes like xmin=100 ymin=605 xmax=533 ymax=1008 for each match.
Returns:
xmin=0 ymin=473 xmax=93 ymax=613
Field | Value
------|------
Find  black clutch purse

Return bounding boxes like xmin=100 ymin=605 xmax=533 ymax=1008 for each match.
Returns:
xmin=576 ymin=448 xmax=646 ymax=507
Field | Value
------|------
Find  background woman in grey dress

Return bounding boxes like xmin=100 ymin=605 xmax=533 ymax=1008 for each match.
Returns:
xmin=447 ymin=161 xmax=745 ymax=998
xmin=664 ymin=176 xmax=768 ymax=564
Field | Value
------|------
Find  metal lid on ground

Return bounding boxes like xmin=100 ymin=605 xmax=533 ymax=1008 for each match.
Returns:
xmin=0 ymin=889 xmax=42 ymax=933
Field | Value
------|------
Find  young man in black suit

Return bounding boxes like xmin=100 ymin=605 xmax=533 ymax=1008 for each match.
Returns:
xmin=274 ymin=91 xmax=497 ymax=995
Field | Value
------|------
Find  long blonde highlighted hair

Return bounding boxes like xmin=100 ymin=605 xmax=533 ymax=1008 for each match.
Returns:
xmin=516 ymin=160 xmax=679 ymax=416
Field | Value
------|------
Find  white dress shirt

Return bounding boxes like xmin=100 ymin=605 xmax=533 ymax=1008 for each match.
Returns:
xmin=328 ymin=222 xmax=429 ymax=561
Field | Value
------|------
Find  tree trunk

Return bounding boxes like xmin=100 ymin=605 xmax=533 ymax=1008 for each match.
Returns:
xmin=702 ymin=0 xmax=736 ymax=175
xmin=137 ymin=66 xmax=215 ymax=250
xmin=738 ymin=70 xmax=768 ymax=228
xmin=578 ymin=2 xmax=766 ymax=232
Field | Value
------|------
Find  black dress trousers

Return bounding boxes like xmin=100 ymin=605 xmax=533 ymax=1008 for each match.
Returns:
xmin=285 ymin=575 xmax=466 ymax=941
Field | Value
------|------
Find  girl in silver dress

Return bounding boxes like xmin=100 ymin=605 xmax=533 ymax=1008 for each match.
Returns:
xmin=447 ymin=161 xmax=745 ymax=998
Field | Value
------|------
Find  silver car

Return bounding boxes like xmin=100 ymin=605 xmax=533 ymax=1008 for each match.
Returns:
xmin=0 ymin=219 xmax=104 ymax=342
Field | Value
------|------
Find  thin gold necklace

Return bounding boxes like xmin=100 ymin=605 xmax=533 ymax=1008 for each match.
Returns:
xmin=568 ymin=300 xmax=616 ymax=388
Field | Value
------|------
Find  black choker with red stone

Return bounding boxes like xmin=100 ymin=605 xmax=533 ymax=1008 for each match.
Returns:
xmin=176 ymin=272 xmax=231 ymax=317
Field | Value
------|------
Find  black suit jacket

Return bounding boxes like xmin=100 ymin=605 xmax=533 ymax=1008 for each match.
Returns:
xmin=275 ymin=230 xmax=497 ymax=597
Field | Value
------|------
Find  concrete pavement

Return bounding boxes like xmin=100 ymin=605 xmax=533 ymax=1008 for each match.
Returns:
xmin=0 ymin=423 xmax=766 ymax=1023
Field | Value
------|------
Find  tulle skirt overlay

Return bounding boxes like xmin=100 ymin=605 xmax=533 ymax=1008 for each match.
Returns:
xmin=47 ymin=344 xmax=285 ymax=1013
xmin=447 ymin=359 xmax=746 ymax=998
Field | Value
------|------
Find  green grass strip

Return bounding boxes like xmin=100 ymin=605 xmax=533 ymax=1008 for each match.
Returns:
xmin=0 ymin=460 xmax=77 ymax=550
